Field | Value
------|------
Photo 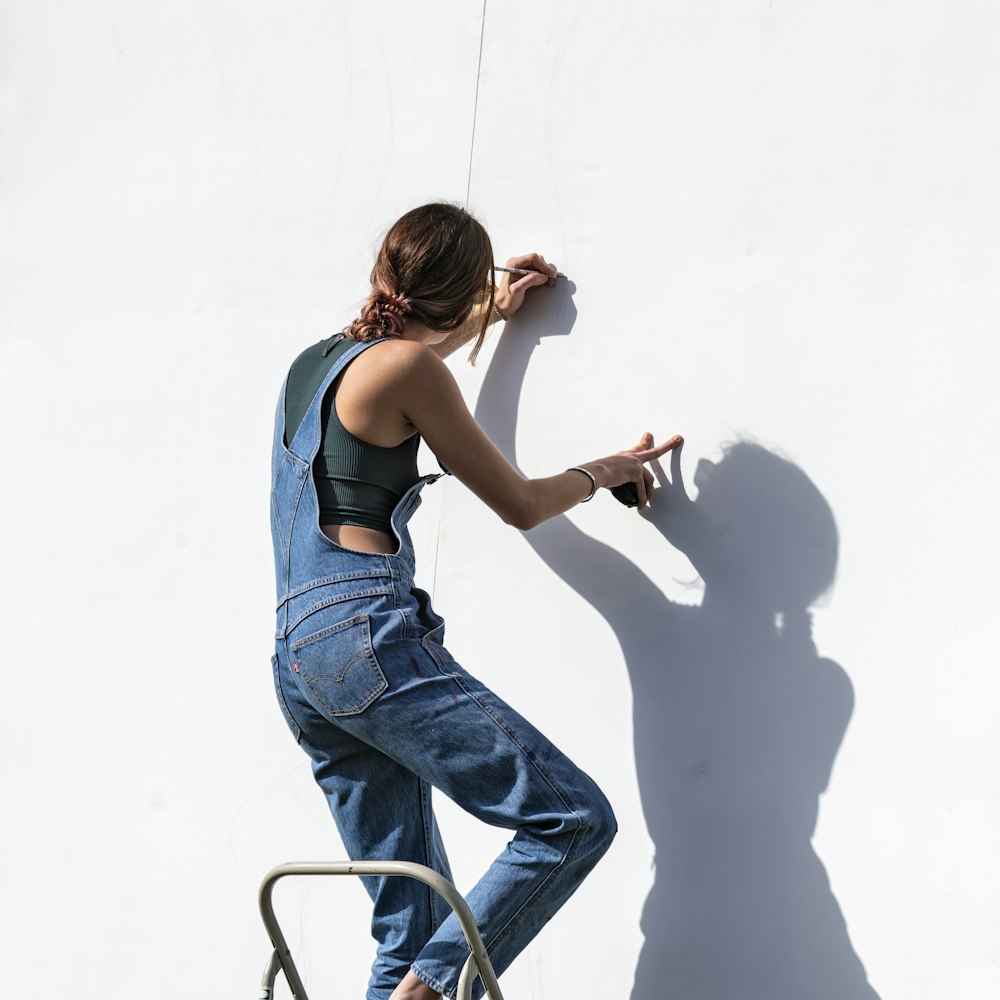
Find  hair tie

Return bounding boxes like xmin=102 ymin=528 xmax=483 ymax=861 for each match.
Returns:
xmin=380 ymin=290 xmax=412 ymax=317
xmin=362 ymin=287 xmax=412 ymax=338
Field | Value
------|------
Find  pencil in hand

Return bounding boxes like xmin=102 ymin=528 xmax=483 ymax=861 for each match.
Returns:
xmin=494 ymin=265 xmax=567 ymax=279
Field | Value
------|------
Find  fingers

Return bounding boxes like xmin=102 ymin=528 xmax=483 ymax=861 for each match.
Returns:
xmin=639 ymin=465 xmax=655 ymax=511
xmin=638 ymin=434 xmax=683 ymax=461
xmin=628 ymin=432 xmax=683 ymax=460
xmin=505 ymin=253 xmax=558 ymax=287
xmin=506 ymin=252 xmax=556 ymax=274
xmin=625 ymin=433 xmax=683 ymax=511
xmin=636 ymin=464 xmax=648 ymax=509
xmin=509 ymin=271 xmax=549 ymax=296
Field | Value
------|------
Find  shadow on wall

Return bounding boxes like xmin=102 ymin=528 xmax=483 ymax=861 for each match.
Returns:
xmin=475 ymin=287 xmax=881 ymax=1000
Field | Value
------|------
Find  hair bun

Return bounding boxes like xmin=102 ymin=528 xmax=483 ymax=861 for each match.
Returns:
xmin=343 ymin=287 xmax=412 ymax=341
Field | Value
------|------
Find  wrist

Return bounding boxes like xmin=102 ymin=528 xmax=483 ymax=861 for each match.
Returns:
xmin=567 ymin=466 xmax=598 ymax=502
xmin=493 ymin=291 xmax=513 ymax=321
xmin=577 ymin=461 xmax=609 ymax=490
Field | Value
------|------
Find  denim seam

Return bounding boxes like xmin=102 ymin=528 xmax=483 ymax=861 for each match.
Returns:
xmin=273 ymin=471 xmax=308 ymax=615
xmin=415 ymin=647 xmax=589 ymax=984
xmin=283 ymin=570 xmax=393 ymax=603
xmin=409 ymin=963 xmax=453 ymax=1000
xmin=271 ymin=653 xmax=302 ymax=744
xmin=269 ymin=452 xmax=289 ymax=494
xmin=281 ymin=588 xmax=394 ymax=637
xmin=281 ymin=472 xmax=310 ymax=587
xmin=385 ymin=569 xmax=401 ymax=637
xmin=271 ymin=463 xmax=302 ymax=570
xmin=414 ymin=835 xmax=583 ymax=1000
xmin=481 ymin=823 xmax=582 ymax=963
xmin=392 ymin=579 xmax=413 ymax=639
xmin=300 ymin=662 xmax=388 ymax=717
xmin=290 ymin=613 xmax=371 ymax=650
xmin=417 ymin=778 xmax=441 ymax=935
xmin=271 ymin=492 xmax=287 ymax=563
xmin=278 ymin=441 xmax=311 ymax=469
xmin=442 ymin=670 xmax=586 ymax=953
xmin=420 ymin=642 xmax=577 ymax=814
xmin=387 ymin=550 xmax=403 ymax=583
xmin=284 ymin=428 xmax=319 ymax=467
xmin=269 ymin=454 xmax=283 ymax=495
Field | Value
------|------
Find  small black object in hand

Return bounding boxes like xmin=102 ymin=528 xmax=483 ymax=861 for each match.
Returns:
xmin=610 ymin=483 xmax=639 ymax=507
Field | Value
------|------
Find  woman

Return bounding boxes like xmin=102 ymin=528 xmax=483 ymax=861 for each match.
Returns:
xmin=270 ymin=202 xmax=681 ymax=1000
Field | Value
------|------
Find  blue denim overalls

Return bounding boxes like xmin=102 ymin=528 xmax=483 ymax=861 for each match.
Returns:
xmin=270 ymin=338 xmax=616 ymax=1000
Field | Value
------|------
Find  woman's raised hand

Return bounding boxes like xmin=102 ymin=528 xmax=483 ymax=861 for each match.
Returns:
xmin=495 ymin=252 xmax=557 ymax=318
xmin=583 ymin=432 xmax=684 ymax=512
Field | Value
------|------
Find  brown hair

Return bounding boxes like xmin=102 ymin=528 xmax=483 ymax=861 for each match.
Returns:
xmin=342 ymin=202 xmax=495 ymax=363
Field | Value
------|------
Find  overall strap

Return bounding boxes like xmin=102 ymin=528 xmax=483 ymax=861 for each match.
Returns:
xmin=285 ymin=338 xmax=386 ymax=464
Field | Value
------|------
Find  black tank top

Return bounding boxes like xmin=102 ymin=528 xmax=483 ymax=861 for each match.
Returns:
xmin=283 ymin=337 xmax=420 ymax=533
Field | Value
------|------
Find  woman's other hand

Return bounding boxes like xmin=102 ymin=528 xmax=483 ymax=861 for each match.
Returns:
xmin=582 ymin=432 xmax=685 ymax=512
xmin=495 ymin=253 xmax=557 ymax=318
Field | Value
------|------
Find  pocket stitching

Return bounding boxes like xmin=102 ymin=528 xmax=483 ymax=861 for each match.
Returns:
xmin=291 ymin=615 xmax=388 ymax=717
xmin=286 ymin=593 xmax=391 ymax=637
xmin=291 ymin=613 xmax=370 ymax=651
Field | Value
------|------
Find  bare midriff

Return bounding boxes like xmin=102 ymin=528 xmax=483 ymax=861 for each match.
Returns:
xmin=321 ymin=523 xmax=398 ymax=555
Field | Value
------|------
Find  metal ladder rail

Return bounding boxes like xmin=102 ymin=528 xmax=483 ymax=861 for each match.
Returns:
xmin=259 ymin=860 xmax=505 ymax=1000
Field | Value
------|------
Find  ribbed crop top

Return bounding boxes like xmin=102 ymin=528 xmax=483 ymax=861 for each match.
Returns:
xmin=283 ymin=336 xmax=420 ymax=534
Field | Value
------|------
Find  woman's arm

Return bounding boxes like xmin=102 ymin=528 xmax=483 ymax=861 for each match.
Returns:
xmin=378 ymin=340 xmax=680 ymax=530
xmin=475 ymin=321 xmax=677 ymax=633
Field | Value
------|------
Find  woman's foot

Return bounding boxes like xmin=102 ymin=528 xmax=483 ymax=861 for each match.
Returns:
xmin=388 ymin=970 xmax=440 ymax=1000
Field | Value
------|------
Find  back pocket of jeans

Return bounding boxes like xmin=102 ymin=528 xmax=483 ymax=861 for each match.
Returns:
xmin=290 ymin=614 xmax=388 ymax=718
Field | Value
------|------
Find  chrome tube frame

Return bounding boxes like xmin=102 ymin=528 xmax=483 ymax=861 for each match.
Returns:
xmin=258 ymin=860 xmax=504 ymax=1000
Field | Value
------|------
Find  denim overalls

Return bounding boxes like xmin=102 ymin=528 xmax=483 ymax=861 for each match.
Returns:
xmin=270 ymin=338 xmax=616 ymax=1000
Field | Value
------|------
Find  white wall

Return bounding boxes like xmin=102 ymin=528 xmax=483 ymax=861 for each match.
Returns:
xmin=2 ymin=2 xmax=998 ymax=998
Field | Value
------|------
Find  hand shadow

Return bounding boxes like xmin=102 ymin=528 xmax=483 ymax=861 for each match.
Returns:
xmin=476 ymin=300 xmax=882 ymax=1000
xmin=500 ymin=276 xmax=578 ymax=342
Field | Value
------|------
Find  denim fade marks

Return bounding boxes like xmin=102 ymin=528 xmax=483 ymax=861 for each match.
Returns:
xmin=270 ymin=338 xmax=616 ymax=1000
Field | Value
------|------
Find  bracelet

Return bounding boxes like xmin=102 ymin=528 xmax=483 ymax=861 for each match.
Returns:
xmin=493 ymin=302 xmax=507 ymax=322
xmin=567 ymin=466 xmax=598 ymax=503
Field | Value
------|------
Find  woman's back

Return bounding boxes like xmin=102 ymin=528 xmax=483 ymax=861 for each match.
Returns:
xmin=284 ymin=336 xmax=421 ymax=540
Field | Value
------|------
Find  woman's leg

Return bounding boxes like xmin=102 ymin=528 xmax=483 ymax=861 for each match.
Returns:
xmin=276 ymin=648 xmax=454 ymax=1000
xmin=330 ymin=630 xmax=617 ymax=999
xmin=278 ymin=627 xmax=616 ymax=1000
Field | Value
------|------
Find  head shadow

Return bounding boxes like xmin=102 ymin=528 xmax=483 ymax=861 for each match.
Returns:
xmin=646 ymin=439 xmax=838 ymax=633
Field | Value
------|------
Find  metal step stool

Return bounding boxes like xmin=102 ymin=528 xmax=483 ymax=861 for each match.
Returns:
xmin=259 ymin=861 xmax=504 ymax=1000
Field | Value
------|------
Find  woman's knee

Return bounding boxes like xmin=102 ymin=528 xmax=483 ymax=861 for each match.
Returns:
xmin=577 ymin=785 xmax=617 ymax=859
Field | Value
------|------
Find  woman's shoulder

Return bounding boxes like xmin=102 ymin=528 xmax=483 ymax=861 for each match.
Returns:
xmin=287 ymin=335 xmax=438 ymax=382
xmin=349 ymin=336 xmax=450 ymax=387
xmin=328 ymin=339 xmax=456 ymax=427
